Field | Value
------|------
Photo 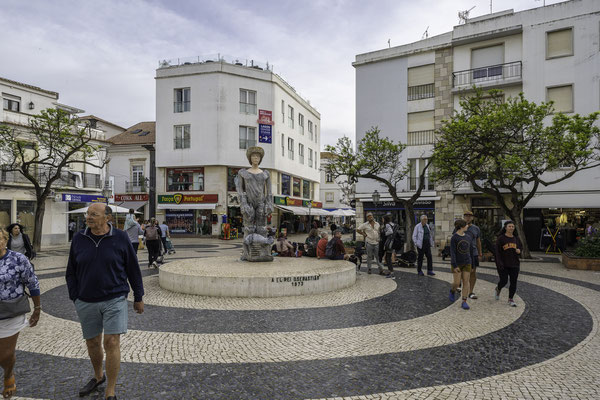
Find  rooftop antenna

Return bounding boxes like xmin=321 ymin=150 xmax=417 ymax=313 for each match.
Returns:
xmin=422 ymin=26 xmax=429 ymax=39
xmin=458 ymin=6 xmax=476 ymax=24
xmin=490 ymin=0 xmax=493 ymax=13
xmin=388 ymin=39 xmax=391 ymax=48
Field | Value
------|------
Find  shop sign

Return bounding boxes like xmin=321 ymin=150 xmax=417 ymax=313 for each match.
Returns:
xmin=114 ymin=194 xmax=148 ymax=202
xmin=165 ymin=210 xmax=194 ymax=234
xmin=258 ymin=124 xmax=272 ymax=143
xmin=158 ymin=193 xmax=218 ymax=204
xmin=274 ymin=196 xmax=287 ymax=205
xmin=274 ymin=196 xmax=321 ymax=208
xmin=286 ymin=197 xmax=303 ymax=206
xmin=257 ymin=109 xmax=273 ymax=125
xmin=62 ymin=193 xmax=106 ymax=203
xmin=302 ymin=200 xmax=322 ymax=209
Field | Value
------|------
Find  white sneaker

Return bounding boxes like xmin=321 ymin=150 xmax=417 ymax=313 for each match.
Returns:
xmin=508 ymin=299 xmax=517 ymax=307
xmin=152 ymin=261 xmax=158 ymax=269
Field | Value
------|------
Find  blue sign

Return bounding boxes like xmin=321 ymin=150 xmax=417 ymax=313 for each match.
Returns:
xmin=62 ymin=193 xmax=107 ymax=203
xmin=258 ymin=124 xmax=272 ymax=143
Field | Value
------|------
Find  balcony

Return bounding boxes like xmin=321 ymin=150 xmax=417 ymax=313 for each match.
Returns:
xmin=408 ymin=177 xmax=435 ymax=191
xmin=407 ymin=130 xmax=435 ymax=146
xmin=0 ymin=167 xmax=101 ymax=189
xmin=408 ymin=83 xmax=435 ymax=101
xmin=125 ymin=180 xmax=148 ymax=193
xmin=452 ymin=61 xmax=522 ymax=90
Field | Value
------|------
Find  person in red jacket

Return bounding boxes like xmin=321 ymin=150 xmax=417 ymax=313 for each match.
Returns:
xmin=495 ymin=220 xmax=523 ymax=307
xmin=316 ymin=232 xmax=328 ymax=259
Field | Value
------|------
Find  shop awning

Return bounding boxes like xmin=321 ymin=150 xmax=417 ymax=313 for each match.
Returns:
xmin=157 ymin=203 xmax=217 ymax=210
xmin=524 ymin=192 xmax=600 ymax=209
xmin=327 ymin=209 xmax=356 ymax=216
xmin=113 ymin=201 xmax=147 ymax=211
xmin=275 ymin=205 xmax=331 ymax=216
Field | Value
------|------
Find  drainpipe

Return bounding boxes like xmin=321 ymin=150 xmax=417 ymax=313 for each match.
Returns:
xmin=142 ymin=144 xmax=156 ymax=218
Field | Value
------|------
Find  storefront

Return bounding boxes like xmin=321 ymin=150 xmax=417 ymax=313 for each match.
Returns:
xmin=158 ymin=193 xmax=218 ymax=236
xmin=274 ymin=196 xmax=324 ymax=234
xmin=362 ymin=200 xmax=436 ymax=226
xmin=113 ymin=194 xmax=148 ymax=220
xmin=63 ymin=193 xmax=107 ymax=233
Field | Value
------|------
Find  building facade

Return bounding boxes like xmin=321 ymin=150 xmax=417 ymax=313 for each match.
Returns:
xmin=155 ymin=56 xmax=321 ymax=236
xmin=353 ymin=0 xmax=600 ymax=249
xmin=0 ymin=77 xmax=109 ymax=246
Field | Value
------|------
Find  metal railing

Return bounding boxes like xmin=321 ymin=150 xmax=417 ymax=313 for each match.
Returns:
xmin=83 ymin=173 xmax=101 ymax=189
xmin=408 ymin=83 xmax=435 ymax=101
xmin=125 ymin=181 xmax=148 ymax=192
xmin=452 ymin=61 xmax=522 ymax=87
xmin=407 ymin=130 xmax=435 ymax=146
xmin=158 ymin=54 xmax=273 ymax=72
xmin=408 ymin=177 xmax=435 ymax=191
xmin=1 ymin=167 xmax=101 ymax=189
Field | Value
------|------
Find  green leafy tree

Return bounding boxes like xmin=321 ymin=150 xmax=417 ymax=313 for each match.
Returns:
xmin=432 ymin=89 xmax=600 ymax=258
xmin=325 ymin=127 xmax=431 ymax=250
xmin=0 ymin=108 xmax=108 ymax=251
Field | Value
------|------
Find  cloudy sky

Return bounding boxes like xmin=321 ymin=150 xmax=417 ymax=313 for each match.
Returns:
xmin=1 ymin=0 xmax=560 ymax=148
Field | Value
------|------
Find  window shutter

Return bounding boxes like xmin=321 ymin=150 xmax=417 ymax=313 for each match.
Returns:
xmin=408 ymin=64 xmax=434 ymax=86
xmin=471 ymin=45 xmax=503 ymax=68
xmin=407 ymin=111 xmax=434 ymax=132
xmin=547 ymin=29 xmax=573 ymax=58
xmin=547 ymin=85 xmax=573 ymax=112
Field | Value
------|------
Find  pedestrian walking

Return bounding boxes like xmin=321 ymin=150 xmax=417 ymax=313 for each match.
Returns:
xmin=65 ymin=203 xmax=144 ymax=400
xmin=412 ymin=215 xmax=435 ymax=276
xmin=0 ymin=228 xmax=41 ymax=399
xmin=357 ymin=213 xmax=384 ymax=275
xmin=495 ymin=220 xmax=523 ymax=307
xmin=460 ymin=211 xmax=482 ymax=299
xmin=144 ymin=219 xmax=162 ymax=268
xmin=449 ymin=219 xmax=472 ymax=310
xmin=68 ymin=220 xmax=76 ymax=241
xmin=6 ymin=223 xmax=35 ymax=262
xmin=382 ymin=215 xmax=396 ymax=278
xmin=125 ymin=216 xmax=143 ymax=254
xmin=159 ymin=221 xmax=170 ymax=256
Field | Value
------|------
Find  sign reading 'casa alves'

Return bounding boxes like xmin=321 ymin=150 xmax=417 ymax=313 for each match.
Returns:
xmin=158 ymin=193 xmax=218 ymax=204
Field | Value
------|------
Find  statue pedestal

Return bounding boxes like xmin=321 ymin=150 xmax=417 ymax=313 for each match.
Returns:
xmin=159 ymin=256 xmax=356 ymax=297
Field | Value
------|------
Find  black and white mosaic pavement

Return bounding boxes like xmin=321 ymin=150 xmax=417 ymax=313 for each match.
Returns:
xmin=11 ymin=243 xmax=600 ymax=400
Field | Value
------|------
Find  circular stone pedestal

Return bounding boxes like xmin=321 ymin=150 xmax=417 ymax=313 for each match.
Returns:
xmin=159 ymin=256 xmax=356 ymax=297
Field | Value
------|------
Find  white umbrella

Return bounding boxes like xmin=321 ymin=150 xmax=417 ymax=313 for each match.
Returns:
xmin=65 ymin=205 xmax=141 ymax=214
xmin=341 ymin=209 xmax=356 ymax=217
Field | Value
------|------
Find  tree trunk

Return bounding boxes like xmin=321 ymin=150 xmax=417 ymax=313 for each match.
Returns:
xmin=508 ymin=207 xmax=531 ymax=259
xmin=32 ymin=195 xmax=47 ymax=252
xmin=404 ymin=202 xmax=416 ymax=252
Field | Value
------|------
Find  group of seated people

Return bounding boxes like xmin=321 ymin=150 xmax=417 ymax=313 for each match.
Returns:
xmin=274 ymin=228 xmax=350 ymax=260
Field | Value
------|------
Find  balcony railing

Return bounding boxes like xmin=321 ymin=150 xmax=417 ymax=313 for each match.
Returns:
xmin=1 ymin=167 xmax=101 ymax=189
xmin=452 ymin=61 xmax=522 ymax=88
xmin=408 ymin=83 xmax=435 ymax=101
xmin=407 ymin=130 xmax=435 ymax=146
xmin=125 ymin=180 xmax=148 ymax=192
xmin=408 ymin=177 xmax=435 ymax=191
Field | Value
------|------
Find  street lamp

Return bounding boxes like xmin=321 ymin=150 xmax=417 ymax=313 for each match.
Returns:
xmin=372 ymin=190 xmax=381 ymax=206
xmin=307 ymin=201 xmax=312 ymax=233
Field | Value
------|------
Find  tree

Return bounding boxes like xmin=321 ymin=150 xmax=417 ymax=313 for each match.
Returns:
xmin=432 ymin=89 xmax=600 ymax=258
xmin=0 ymin=108 xmax=108 ymax=251
xmin=325 ymin=127 xmax=431 ymax=250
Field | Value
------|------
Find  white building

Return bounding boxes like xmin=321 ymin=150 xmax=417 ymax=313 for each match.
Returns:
xmin=106 ymin=121 xmax=155 ymax=222
xmin=0 ymin=77 xmax=109 ymax=246
xmin=353 ymin=0 xmax=600 ymax=248
xmin=155 ymin=56 xmax=321 ymax=236
xmin=319 ymin=151 xmax=353 ymax=211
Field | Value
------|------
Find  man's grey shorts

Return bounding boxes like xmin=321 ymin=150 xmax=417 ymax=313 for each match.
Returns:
xmin=74 ymin=296 xmax=128 ymax=339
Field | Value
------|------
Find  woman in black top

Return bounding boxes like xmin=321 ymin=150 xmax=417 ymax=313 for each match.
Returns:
xmin=495 ymin=221 xmax=523 ymax=307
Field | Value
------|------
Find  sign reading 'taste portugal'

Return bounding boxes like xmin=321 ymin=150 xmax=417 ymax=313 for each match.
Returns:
xmin=158 ymin=193 xmax=219 ymax=204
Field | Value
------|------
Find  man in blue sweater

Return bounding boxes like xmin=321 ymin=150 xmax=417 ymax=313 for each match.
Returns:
xmin=66 ymin=203 xmax=144 ymax=400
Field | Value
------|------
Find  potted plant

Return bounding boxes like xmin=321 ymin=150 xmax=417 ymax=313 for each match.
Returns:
xmin=563 ymin=232 xmax=600 ymax=270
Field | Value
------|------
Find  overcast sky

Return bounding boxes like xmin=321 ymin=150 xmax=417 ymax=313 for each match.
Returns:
xmin=1 ymin=0 xmax=561 ymax=148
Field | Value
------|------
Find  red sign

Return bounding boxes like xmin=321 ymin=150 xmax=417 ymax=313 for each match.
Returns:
xmin=114 ymin=194 xmax=149 ymax=202
xmin=257 ymin=109 xmax=273 ymax=125
xmin=158 ymin=193 xmax=218 ymax=204
xmin=286 ymin=197 xmax=303 ymax=206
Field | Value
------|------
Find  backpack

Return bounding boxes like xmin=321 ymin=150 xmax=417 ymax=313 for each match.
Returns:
xmin=385 ymin=223 xmax=404 ymax=251
xmin=145 ymin=226 xmax=159 ymax=241
xmin=325 ymin=238 xmax=336 ymax=259
xmin=305 ymin=236 xmax=318 ymax=257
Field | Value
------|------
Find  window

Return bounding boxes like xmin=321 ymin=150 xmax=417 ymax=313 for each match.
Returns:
xmin=471 ymin=45 xmax=504 ymax=79
xmin=281 ymin=174 xmax=291 ymax=196
xmin=227 ymin=167 xmax=241 ymax=192
xmin=288 ymin=137 xmax=294 ymax=159
xmin=298 ymin=143 xmax=304 ymax=164
xmin=174 ymin=88 xmax=190 ymax=112
xmin=174 ymin=125 xmax=190 ymax=149
xmin=288 ymin=105 xmax=294 ymax=128
xmin=167 ymin=168 xmax=204 ymax=191
xmin=308 ymin=120 xmax=314 ymax=141
xmin=0 ymin=199 xmax=11 ymax=230
xmin=314 ymin=125 xmax=318 ymax=143
xmin=293 ymin=177 xmax=301 ymax=197
xmin=302 ymin=180 xmax=310 ymax=199
xmin=239 ymin=126 xmax=256 ymax=149
xmin=408 ymin=158 xmax=434 ymax=191
xmin=547 ymin=28 xmax=573 ymax=59
xmin=17 ymin=201 xmax=35 ymax=236
xmin=407 ymin=111 xmax=435 ymax=145
xmin=131 ymin=165 xmax=144 ymax=187
xmin=547 ymin=85 xmax=573 ymax=113
xmin=326 ymin=172 xmax=333 ymax=183
xmin=2 ymin=95 xmax=20 ymax=112
xmin=281 ymin=100 xmax=285 ymax=123
xmin=308 ymin=148 xmax=313 ymax=168
xmin=281 ymin=134 xmax=285 ymax=156
xmin=298 ymin=113 xmax=304 ymax=134
xmin=408 ymin=64 xmax=435 ymax=101
xmin=325 ymin=192 xmax=334 ymax=203
xmin=276 ymin=172 xmax=281 ymax=195
xmin=240 ymin=89 xmax=257 ymax=114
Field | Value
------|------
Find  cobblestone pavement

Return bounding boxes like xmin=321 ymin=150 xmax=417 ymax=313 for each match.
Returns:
xmin=9 ymin=237 xmax=600 ymax=399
